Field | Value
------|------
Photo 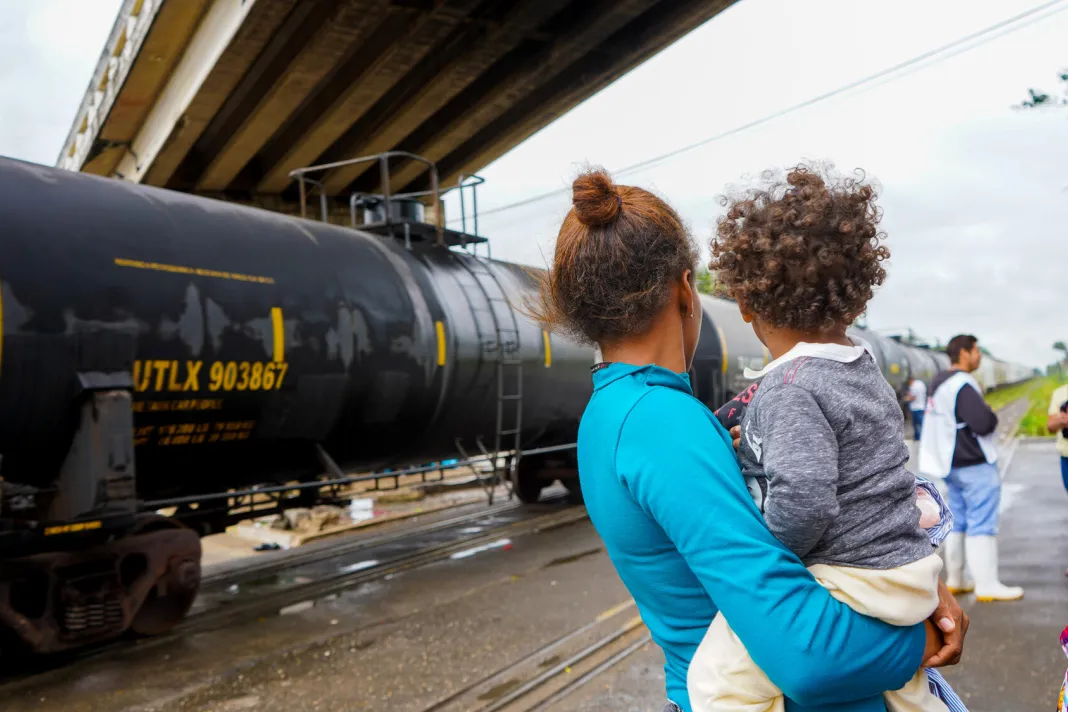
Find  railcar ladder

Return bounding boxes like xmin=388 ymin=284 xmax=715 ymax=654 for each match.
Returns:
xmin=453 ymin=255 xmax=523 ymax=504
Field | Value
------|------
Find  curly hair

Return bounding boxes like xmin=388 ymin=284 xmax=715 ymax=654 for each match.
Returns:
xmin=529 ymin=168 xmax=699 ymax=345
xmin=709 ymin=163 xmax=889 ymax=332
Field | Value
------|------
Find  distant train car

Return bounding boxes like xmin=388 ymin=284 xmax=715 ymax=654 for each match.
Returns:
xmin=854 ymin=329 xmax=910 ymax=395
xmin=698 ymin=295 xmax=768 ymax=400
xmin=973 ymin=356 xmax=997 ymax=392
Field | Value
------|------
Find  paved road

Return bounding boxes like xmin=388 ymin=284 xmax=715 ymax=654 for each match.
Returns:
xmin=563 ymin=439 xmax=1068 ymax=712
xmin=935 ymin=440 xmax=1067 ymax=711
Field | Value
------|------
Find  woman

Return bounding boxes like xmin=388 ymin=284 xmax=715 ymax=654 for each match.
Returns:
xmin=531 ymin=169 xmax=967 ymax=712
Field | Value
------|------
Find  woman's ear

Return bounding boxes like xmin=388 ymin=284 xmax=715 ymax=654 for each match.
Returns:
xmin=739 ymin=307 xmax=754 ymax=324
xmin=679 ymin=270 xmax=694 ymax=317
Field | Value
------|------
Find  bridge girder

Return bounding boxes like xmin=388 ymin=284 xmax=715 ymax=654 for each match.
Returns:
xmin=59 ymin=0 xmax=736 ymax=214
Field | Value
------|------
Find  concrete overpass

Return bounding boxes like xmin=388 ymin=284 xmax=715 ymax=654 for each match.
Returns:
xmin=58 ymin=0 xmax=735 ymax=216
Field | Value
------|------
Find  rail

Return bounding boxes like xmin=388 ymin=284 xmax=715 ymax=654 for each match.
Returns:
xmin=141 ymin=443 xmax=575 ymax=511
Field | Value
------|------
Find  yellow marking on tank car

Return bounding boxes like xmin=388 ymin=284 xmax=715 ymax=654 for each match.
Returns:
xmin=543 ymin=330 xmax=552 ymax=368
xmin=271 ymin=307 xmax=284 ymax=362
xmin=133 ymin=359 xmax=287 ymax=393
xmin=435 ymin=321 xmax=447 ymax=366
xmin=44 ymin=520 xmax=102 ymax=536
xmin=113 ymin=258 xmax=275 ymax=284
xmin=716 ymin=326 xmax=728 ymax=374
xmin=890 ymin=363 xmax=901 ymax=374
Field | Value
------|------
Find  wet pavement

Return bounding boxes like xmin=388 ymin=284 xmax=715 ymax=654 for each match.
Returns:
xmin=936 ymin=440 xmax=1068 ymax=711
xmin=2 ymin=438 xmax=1062 ymax=711
xmin=564 ymin=439 xmax=1068 ymax=712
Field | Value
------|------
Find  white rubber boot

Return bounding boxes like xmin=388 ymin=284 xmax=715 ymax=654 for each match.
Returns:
xmin=965 ymin=535 xmax=1023 ymax=601
xmin=942 ymin=532 xmax=974 ymax=594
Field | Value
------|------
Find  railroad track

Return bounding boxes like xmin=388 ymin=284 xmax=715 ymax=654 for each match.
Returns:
xmin=200 ymin=493 xmax=564 ymax=589
xmin=993 ymin=393 xmax=1033 ymax=479
xmin=184 ymin=502 xmax=587 ymax=633
xmin=419 ymin=600 xmax=651 ymax=712
xmin=0 ymin=499 xmax=588 ymax=695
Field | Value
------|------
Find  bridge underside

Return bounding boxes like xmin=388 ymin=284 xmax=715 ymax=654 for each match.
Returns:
xmin=60 ymin=0 xmax=735 ymax=216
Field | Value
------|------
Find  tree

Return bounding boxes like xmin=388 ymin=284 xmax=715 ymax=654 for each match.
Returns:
xmin=696 ymin=266 xmax=717 ymax=295
xmin=1054 ymin=340 xmax=1068 ymax=358
xmin=1018 ymin=71 xmax=1068 ymax=109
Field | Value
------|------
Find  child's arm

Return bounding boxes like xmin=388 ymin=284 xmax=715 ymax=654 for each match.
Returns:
xmin=757 ymin=385 xmax=840 ymax=560
xmin=914 ymin=476 xmax=953 ymax=545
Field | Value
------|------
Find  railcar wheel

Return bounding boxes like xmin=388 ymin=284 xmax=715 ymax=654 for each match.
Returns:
xmin=514 ymin=472 xmax=544 ymax=504
xmin=562 ymin=478 xmax=584 ymax=505
xmin=126 ymin=516 xmax=202 ymax=637
xmin=130 ymin=559 xmax=201 ymax=636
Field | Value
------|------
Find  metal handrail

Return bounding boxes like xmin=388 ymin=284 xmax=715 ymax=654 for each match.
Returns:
xmin=456 ymin=173 xmax=485 ymax=237
xmin=289 ymin=151 xmax=443 ymax=246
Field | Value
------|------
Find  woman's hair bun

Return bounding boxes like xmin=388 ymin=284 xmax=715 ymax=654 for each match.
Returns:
xmin=572 ymin=168 xmax=622 ymax=227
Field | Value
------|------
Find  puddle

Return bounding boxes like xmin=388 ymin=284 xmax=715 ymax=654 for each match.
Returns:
xmin=338 ymin=559 xmax=379 ymax=574
xmin=279 ymin=600 xmax=314 ymax=616
xmin=449 ymin=538 xmax=511 ymax=560
xmin=539 ymin=654 xmax=561 ymax=668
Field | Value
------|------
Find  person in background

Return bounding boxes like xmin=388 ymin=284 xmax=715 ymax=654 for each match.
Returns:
xmin=906 ymin=376 xmax=928 ymax=441
xmin=530 ymin=167 xmax=966 ymax=712
xmin=919 ymin=334 xmax=1023 ymax=601
xmin=1047 ymin=379 xmax=1068 ymax=577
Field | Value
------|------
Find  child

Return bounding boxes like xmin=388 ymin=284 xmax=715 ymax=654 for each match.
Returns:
xmin=688 ymin=165 xmax=962 ymax=712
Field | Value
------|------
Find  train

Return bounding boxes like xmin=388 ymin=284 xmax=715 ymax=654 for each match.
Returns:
xmin=0 ymin=155 xmax=1033 ymax=655
xmin=704 ymin=295 xmax=1034 ymax=405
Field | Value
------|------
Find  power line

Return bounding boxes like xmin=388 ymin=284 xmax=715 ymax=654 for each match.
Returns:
xmin=458 ymin=0 xmax=1068 ymax=224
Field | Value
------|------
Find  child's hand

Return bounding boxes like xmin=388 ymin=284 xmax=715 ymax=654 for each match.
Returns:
xmin=730 ymin=425 xmax=741 ymax=452
xmin=916 ymin=487 xmax=941 ymax=529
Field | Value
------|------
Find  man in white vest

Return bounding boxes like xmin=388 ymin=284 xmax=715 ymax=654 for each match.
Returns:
xmin=918 ymin=334 xmax=1024 ymax=601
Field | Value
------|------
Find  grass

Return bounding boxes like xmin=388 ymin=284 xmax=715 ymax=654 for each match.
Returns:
xmin=1016 ymin=375 xmax=1068 ymax=437
xmin=984 ymin=379 xmax=1038 ymax=411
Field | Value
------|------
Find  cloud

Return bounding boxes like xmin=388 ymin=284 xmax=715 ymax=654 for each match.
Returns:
xmin=0 ymin=0 xmax=122 ymax=166
xmin=462 ymin=1 xmax=1068 ymax=368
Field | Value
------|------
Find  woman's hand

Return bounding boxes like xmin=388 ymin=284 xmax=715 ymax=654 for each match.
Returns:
xmin=922 ymin=619 xmax=944 ymax=664
xmin=923 ymin=580 xmax=969 ymax=668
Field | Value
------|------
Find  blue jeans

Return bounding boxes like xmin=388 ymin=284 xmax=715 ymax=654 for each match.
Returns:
xmin=944 ymin=462 xmax=1000 ymax=536
xmin=1061 ymin=456 xmax=1068 ymax=493
xmin=910 ymin=409 xmax=924 ymax=440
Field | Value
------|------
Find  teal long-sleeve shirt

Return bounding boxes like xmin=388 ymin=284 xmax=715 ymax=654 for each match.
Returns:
xmin=577 ymin=363 xmax=926 ymax=712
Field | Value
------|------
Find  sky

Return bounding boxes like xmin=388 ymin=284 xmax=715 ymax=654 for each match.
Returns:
xmin=0 ymin=0 xmax=1066 ymax=367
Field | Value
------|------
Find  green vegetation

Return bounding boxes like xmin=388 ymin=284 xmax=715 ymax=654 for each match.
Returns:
xmin=1017 ymin=375 xmax=1068 ymax=437
xmin=987 ymin=375 xmax=1068 ymax=437
xmin=1019 ymin=71 xmax=1067 ymax=108
xmin=696 ymin=267 xmax=717 ymax=295
xmin=984 ymin=379 xmax=1037 ymax=411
